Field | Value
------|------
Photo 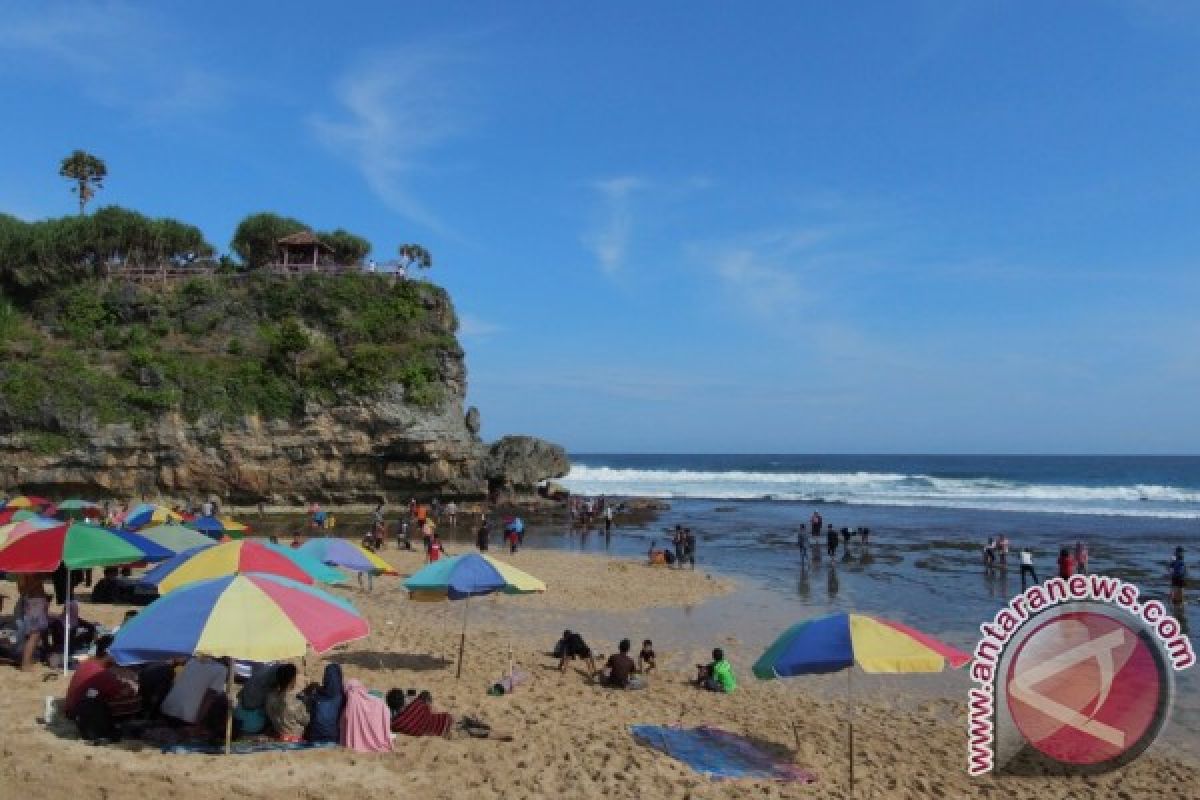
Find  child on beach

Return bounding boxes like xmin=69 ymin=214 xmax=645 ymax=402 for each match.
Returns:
xmin=695 ymin=648 xmax=736 ymax=693
xmin=1019 ymin=548 xmax=1038 ymax=589
xmin=555 ymin=630 xmax=599 ymax=676
xmin=638 ymin=640 xmax=656 ymax=673
xmin=428 ymin=535 xmax=445 ymax=563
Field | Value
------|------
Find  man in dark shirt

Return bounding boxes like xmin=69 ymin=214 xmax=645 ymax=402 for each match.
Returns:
xmin=555 ymin=630 xmax=598 ymax=676
xmin=602 ymin=639 xmax=639 ymax=689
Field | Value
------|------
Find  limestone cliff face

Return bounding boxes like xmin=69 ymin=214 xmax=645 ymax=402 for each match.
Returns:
xmin=0 ymin=284 xmax=568 ymax=504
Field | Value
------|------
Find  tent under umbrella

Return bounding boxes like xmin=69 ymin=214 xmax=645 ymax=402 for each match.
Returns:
xmin=110 ymin=572 xmax=369 ymax=753
xmin=404 ymin=553 xmax=546 ymax=678
xmin=753 ymin=612 xmax=969 ymax=789
xmin=0 ymin=522 xmax=156 ymax=673
xmin=137 ymin=523 xmax=216 ymax=555
xmin=138 ymin=540 xmax=315 ymax=595
xmin=299 ymin=538 xmax=396 ymax=575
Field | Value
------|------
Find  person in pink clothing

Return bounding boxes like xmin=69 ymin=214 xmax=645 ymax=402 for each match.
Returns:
xmin=339 ymin=679 xmax=392 ymax=752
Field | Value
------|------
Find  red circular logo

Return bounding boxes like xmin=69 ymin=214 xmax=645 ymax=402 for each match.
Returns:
xmin=1005 ymin=610 xmax=1167 ymax=767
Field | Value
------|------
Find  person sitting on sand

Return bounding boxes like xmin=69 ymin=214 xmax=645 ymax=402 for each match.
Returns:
xmin=303 ymin=663 xmax=343 ymax=744
xmin=695 ymin=648 xmax=736 ymax=693
xmin=64 ymin=635 xmax=140 ymax=722
xmin=554 ymin=630 xmax=599 ymax=675
xmin=391 ymin=690 xmax=513 ymax=741
xmin=90 ymin=567 xmax=121 ymax=604
xmin=639 ymin=639 xmax=657 ymax=674
xmin=601 ymin=639 xmax=644 ymax=689
xmin=160 ymin=656 xmax=229 ymax=726
xmin=265 ymin=663 xmax=309 ymax=743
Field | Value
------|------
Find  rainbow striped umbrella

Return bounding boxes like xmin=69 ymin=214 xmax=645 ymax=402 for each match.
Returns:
xmin=138 ymin=540 xmax=314 ymax=594
xmin=109 ymin=572 xmax=369 ymax=754
xmin=0 ymin=522 xmax=148 ymax=571
xmin=1 ymin=515 xmax=62 ymax=544
xmin=124 ymin=503 xmax=183 ymax=530
xmin=110 ymin=573 xmax=368 ymax=664
xmin=2 ymin=495 xmax=49 ymax=510
xmin=404 ymin=553 xmax=545 ymax=678
xmin=753 ymin=612 xmax=968 ymax=788
xmin=299 ymin=538 xmax=396 ymax=574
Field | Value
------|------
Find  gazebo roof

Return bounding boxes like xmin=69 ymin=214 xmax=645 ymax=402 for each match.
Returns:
xmin=277 ymin=231 xmax=332 ymax=251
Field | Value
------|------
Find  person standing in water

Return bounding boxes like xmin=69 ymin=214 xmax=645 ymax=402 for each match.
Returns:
xmin=826 ymin=524 xmax=838 ymax=558
xmin=996 ymin=535 xmax=1009 ymax=569
xmin=811 ymin=511 xmax=823 ymax=540
xmin=1169 ymin=547 xmax=1187 ymax=606
xmin=1019 ymin=547 xmax=1038 ymax=589
xmin=1074 ymin=540 xmax=1089 ymax=575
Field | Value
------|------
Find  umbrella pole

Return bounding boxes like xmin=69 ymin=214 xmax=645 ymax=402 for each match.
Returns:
xmin=224 ymin=661 xmax=235 ymax=755
xmin=456 ymin=595 xmax=470 ymax=680
xmin=62 ymin=575 xmax=71 ymax=677
xmin=847 ymin=667 xmax=855 ymax=793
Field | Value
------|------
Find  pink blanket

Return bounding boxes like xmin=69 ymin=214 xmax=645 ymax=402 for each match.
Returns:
xmin=340 ymin=679 xmax=392 ymax=752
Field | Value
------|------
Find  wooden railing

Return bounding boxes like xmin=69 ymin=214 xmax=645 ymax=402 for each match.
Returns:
xmin=102 ymin=261 xmax=405 ymax=284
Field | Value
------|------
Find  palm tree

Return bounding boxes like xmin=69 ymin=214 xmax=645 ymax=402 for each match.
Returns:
xmin=397 ymin=243 xmax=432 ymax=271
xmin=59 ymin=150 xmax=107 ymax=215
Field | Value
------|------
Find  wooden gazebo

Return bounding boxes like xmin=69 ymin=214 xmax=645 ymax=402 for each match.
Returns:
xmin=276 ymin=231 xmax=333 ymax=271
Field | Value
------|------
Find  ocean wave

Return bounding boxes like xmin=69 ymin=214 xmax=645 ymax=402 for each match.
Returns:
xmin=559 ymin=465 xmax=1200 ymax=518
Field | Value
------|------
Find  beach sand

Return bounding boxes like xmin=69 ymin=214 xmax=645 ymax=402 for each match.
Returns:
xmin=1 ymin=545 xmax=1196 ymax=799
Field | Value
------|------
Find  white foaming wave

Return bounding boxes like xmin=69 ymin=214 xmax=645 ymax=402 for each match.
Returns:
xmin=559 ymin=465 xmax=1200 ymax=518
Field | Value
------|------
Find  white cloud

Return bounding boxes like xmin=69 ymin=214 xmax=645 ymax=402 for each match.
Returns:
xmin=309 ymin=46 xmax=473 ymax=235
xmin=0 ymin=2 xmax=229 ymax=120
xmin=583 ymin=176 xmax=646 ymax=276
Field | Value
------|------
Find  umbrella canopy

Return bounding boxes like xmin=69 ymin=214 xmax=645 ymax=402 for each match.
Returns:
xmin=124 ymin=502 xmax=184 ymax=529
xmin=138 ymin=523 xmax=217 ymax=555
xmin=753 ymin=612 xmax=970 ymax=678
xmin=0 ymin=522 xmax=149 ymax=571
xmin=264 ymin=542 xmax=349 ymax=585
xmin=138 ymin=540 xmax=315 ymax=594
xmin=218 ymin=516 xmax=250 ymax=532
xmin=2 ymin=495 xmax=49 ymax=510
xmin=299 ymin=538 xmax=396 ymax=574
xmin=56 ymin=499 xmax=100 ymax=511
xmin=1 ymin=516 xmax=63 ymax=544
xmin=187 ymin=515 xmax=244 ymax=537
xmin=106 ymin=528 xmax=175 ymax=562
xmin=109 ymin=573 xmax=369 ymax=664
xmin=404 ymin=553 xmax=546 ymax=600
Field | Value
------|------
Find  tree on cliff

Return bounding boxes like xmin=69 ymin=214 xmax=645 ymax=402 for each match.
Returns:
xmin=398 ymin=243 xmax=432 ymax=271
xmin=318 ymin=228 xmax=371 ymax=265
xmin=59 ymin=150 xmax=107 ymax=215
xmin=231 ymin=212 xmax=307 ymax=269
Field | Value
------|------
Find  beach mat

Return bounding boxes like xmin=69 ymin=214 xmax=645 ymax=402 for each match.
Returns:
xmin=630 ymin=725 xmax=817 ymax=783
xmin=163 ymin=740 xmax=339 ymax=755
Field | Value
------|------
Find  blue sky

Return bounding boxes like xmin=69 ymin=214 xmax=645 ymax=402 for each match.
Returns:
xmin=2 ymin=1 xmax=1198 ymax=453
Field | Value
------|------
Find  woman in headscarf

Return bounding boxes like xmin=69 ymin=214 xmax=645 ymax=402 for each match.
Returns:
xmin=303 ymin=663 xmax=344 ymax=743
xmin=264 ymin=664 xmax=309 ymax=743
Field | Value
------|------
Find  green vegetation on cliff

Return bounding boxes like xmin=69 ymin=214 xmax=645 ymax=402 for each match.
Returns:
xmin=0 ymin=207 xmax=460 ymax=454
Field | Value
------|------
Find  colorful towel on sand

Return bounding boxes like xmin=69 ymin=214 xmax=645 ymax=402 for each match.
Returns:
xmin=630 ymin=725 xmax=817 ymax=783
xmin=162 ymin=740 xmax=338 ymax=755
xmin=391 ymin=698 xmax=454 ymax=738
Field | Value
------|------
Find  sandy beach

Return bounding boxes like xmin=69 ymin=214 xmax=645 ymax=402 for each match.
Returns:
xmin=1 ymin=544 xmax=1197 ymax=800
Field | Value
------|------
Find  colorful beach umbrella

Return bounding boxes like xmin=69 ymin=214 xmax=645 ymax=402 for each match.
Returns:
xmin=404 ymin=552 xmax=546 ymax=600
xmin=1 ymin=515 xmax=62 ymax=543
xmin=124 ymin=503 xmax=183 ymax=530
xmin=404 ymin=553 xmax=546 ymax=678
xmin=187 ymin=515 xmax=245 ymax=537
xmin=218 ymin=516 xmax=251 ymax=532
xmin=0 ymin=522 xmax=150 ymax=572
xmin=109 ymin=572 xmax=369 ymax=753
xmin=264 ymin=542 xmax=349 ymax=585
xmin=137 ymin=523 xmax=217 ymax=555
xmin=2 ymin=495 xmax=49 ymax=509
xmin=56 ymin=499 xmax=100 ymax=511
xmin=753 ymin=612 xmax=969 ymax=788
xmin=138 ymin=540 xmax=315 ymax=594
xmin=299 ymin=538 xmax=396 ymax=575
xmin=106 ymin=528 xmax=174 ymax=562
xmin=0 ymin=521 xmax=156 ymax=673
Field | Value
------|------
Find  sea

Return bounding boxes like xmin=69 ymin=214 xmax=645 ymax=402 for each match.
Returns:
xmin=535 ymin=454 xmax=1200 ymax=757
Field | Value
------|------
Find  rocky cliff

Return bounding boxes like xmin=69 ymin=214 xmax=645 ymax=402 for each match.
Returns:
xmin=0 ymin=272 xmax=567 ymax=503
